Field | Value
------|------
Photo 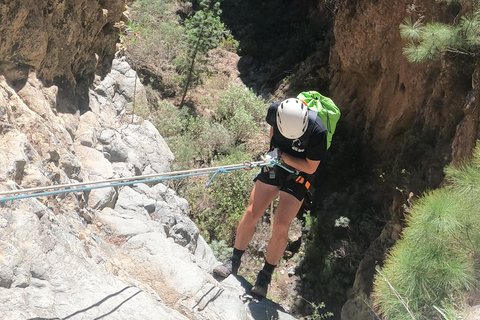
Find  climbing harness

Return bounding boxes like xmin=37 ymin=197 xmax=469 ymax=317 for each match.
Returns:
xmin=0 ymin=158 xmax=292 ymax=203
xmin=295 ymin=175 xmax=311 ymax=191
xmin=274 ymin=161 xmax=299 ymax=176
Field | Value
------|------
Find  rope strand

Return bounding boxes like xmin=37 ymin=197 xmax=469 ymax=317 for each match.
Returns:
xmin=0 ymin=160 xmax=272 ymax=203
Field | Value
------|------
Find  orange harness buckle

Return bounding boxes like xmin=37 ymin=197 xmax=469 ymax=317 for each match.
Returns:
xmin=295 ymin=176 xmax=311 ymax=190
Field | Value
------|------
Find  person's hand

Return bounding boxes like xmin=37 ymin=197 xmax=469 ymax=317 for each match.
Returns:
xmin=262 ymin=148 xmax=281 ymax=165
xmin=265 ymin=148 xmax=279 ymax=160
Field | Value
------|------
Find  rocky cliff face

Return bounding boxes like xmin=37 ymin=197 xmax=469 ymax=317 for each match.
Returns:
xmin=3 ymin=0 xmax=479 ymax=319
xmin=0 ymin=0 xmax=125 ymax=111
xmin=329 ymin=0 xmax=480 ymax=318
xmin=331 ymin=0 xmax=476 ymax=169
xmin=0 ymin=1 xmax=297 ymax=319
xmin=1 ymin=56 xmax=287 ymax=319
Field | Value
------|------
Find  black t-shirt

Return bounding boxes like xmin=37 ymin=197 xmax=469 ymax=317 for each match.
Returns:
xmin=266 ymin=101 xmax=328 ymax=162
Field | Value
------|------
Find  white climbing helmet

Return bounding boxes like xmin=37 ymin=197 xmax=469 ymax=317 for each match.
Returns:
xmin=276 ymin=98 xmax=309 ymax=139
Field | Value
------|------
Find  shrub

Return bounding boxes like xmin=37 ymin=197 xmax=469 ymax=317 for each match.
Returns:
xmin=210 ymin=239 xmax=233 ymax=261
xmin=216 ymin=84 xmax=267 ymax=123
xmin=185 ymin=150 xmax=257 ymax=244
xmin=152 ymin=99 xmax=188 ymax=137
xmin=130 ymin=0 xmax=175 ymax=20
xmin=128 ymin=0 xmax=187 ymax=93
xmin=167 ymin=133 xmax=199 ymax=170
xmin=194 ymin=120 xmax=234 ymax=161
xmin=215 ymin=84 xmax=268 ymax=143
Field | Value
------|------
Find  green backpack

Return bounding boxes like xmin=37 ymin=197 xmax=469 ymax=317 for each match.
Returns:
xmin=297 ymin=91 xmax=341 ymax=149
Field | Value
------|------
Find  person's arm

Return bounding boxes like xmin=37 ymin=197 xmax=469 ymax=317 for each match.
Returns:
xmin=279 ymin=151 xmax=320 ymax=175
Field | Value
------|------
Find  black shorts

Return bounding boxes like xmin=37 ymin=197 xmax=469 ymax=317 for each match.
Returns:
xmin=253 ymin=166 xmax=313 ymax=201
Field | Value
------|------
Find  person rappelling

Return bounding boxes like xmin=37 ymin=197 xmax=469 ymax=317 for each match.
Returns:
xmin=213 ymin=97 xmax=329 ymax=297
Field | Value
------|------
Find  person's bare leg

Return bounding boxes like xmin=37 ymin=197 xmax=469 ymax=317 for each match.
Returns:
xmin=213 ymin=180 xmax=279 ymax=278
xmin=234 ymin=180 xmax=280 ymax=251
xmin=265 ymin=191 xmax=303 ymax=265
xmin=251 ymin=191 xmax=303 ymax=296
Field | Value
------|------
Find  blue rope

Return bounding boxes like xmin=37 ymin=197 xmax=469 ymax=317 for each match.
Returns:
xmin=0 ymin=169 xmax=224 ymax=203
xmin=0 ymin=159 xmax=292 ymax=203
xmin=205 ymin=167 xmax=228 ymax=188
xmin=0 ymin=162 xmax=272 ymax=203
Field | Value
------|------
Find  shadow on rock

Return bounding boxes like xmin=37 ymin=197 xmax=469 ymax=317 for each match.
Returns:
xmin=27 ymin=286 xmax=141 ymax=320
xmin=219 ymin=274 xmax=299 ymax=320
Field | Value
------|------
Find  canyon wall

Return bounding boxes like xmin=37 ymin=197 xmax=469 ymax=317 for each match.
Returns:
xmin=329 ymin=0 xmax=480 ymax=318
xmin=0 ymin=2 xmax=297 ymax=319
xmin=0 ymin=0 xmax=125 ymax=111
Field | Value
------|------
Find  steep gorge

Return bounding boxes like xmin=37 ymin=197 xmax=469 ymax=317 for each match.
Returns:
xmin=224 ymin=0 xmax=480 ymax=317
xmin=330 ymin=1 xmax=480 ymax=318
xmin=1 ymin=0 xmax=480 ymax=319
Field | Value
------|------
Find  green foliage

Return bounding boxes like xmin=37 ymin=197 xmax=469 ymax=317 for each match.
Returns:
xmin=130 ymin=0 xmax=175 ymax=19
xmin=401 ymin=20 xmax=459 ymax=62
xmin=184 ymin=9 xmax=224 ymax=55
xmin=151 ymin=83 xmax=268 ymax=244
xmin=400 ymin=18 xmax=426 ymax=41
xmin=153 ymin=99 xmax=189 ymax=138
xmin=400 ymin=1 xmax=480 ymax=62
xmin=458 ymin=12 xmax=480 ymax=50
xmin=220 ymin=33 xmax=239 ymax=52
xmin=184 ymin=150 xmax=257 ymax=243
xmin=115 ymin=20 xmax=140 ymax=46
xmin=216 ymin=84 xmax=266 ymax=120
xmin=149 ymin=99 xmax=197 ymax=169
xmin=159 ymin=83 xmax=267 ymax=171
xmin=303 ymin=213 xmax=317 ymax=229
xmin=372 ymin=143 xmax=480 ymax=319
xmin=180 ymin=0 xmax=229 ymax=106
xmin=209 ymin=239 xmax=233 ymax=261
xmin=168 ymin=133 xmax=199 ymax=170
xmin=187 ymin=117 xmax=234 ymax=161
xmin=334 ymin=216 xmax=350 ymax=228
xmin=129 ymin=0 xmax=183 ymax=49
xmin=298 ymin=296 xmax=334 ymax=320
xmin=214 ymin=84 xmax=268 ymax=143
xmin=164 ymin=116 xmax=232 ymax=169
xmin=128 ymin=0 xmax=186 ymax=94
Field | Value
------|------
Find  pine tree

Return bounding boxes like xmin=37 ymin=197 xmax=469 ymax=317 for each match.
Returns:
xmin=179 ymin=0 xmax=226 ymax=107
xmin=400 ymin=1 xmax=480 ymax=62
